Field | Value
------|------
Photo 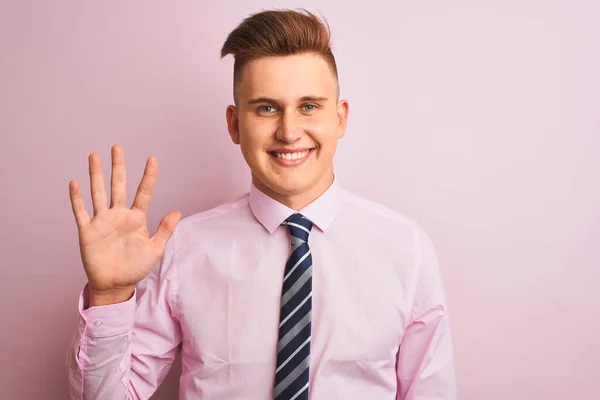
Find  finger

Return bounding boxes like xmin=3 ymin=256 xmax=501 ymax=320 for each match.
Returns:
xmin=131 ymin=156 xmax=158 ymax=214
xmin=89 ymin=153 xmax=108 ymax=215
xmin=109 ymin=144 xmax=127 ymax=208
xmin=151 ymin=211 xmax=181 ymax=250
xmin=69 ymin=180 xmax=91 ymax=227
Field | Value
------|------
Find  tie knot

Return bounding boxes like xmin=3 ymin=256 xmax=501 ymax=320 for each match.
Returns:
xmin=282 ymin=213 xmax=313 ymax=243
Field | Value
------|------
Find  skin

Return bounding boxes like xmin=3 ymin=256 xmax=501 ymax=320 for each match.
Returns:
xmin=226 ymin=52 xmax=349 ymax=210
xmin=69 ymin=52 xmax=348 ymax=306
xmin=69 ymin=147 xmax=181 ymax=306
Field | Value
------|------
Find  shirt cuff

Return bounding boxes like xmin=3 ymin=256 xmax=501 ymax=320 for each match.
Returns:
xmin=77 ymin=283 xmax=136 ymax=338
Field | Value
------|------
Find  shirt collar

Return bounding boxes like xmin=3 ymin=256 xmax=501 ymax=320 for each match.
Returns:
xmin=249 ymin=176 xmax=343 ymax=234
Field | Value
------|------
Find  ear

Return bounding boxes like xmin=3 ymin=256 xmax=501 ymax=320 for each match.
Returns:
xmin=226 ymin=105 xmax=240 ymax=145
xmin=336 ymin=99 xmax=349 ymax=139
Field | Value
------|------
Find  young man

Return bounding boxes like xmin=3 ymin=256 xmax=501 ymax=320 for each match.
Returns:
xmin=67 ymin=9 xmax=457 ymax=400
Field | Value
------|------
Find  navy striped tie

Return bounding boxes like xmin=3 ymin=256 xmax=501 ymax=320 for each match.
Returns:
xmin=274 ymin=213 xmax=313 ymax=400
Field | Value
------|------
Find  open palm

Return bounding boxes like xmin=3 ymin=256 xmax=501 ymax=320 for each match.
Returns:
xmin=69 ymin=145 xmax=181 ymax=296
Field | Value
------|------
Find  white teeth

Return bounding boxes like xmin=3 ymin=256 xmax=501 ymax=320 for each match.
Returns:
xmin=274 ymin=151 xmax=309 ymax=161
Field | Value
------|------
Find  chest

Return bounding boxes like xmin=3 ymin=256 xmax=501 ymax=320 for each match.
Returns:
xmin=175 ymin=235 xmax=414 ymax=369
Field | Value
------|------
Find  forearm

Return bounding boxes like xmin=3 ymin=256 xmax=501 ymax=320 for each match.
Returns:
xmin=67 ymin=327 xmax=134 ymax=400
xmin=67 ymin=285 xmax=137 ymax=400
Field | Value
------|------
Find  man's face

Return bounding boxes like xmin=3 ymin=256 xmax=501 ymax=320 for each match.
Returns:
xmin=226 ymin=52 xmax=349 ymax=207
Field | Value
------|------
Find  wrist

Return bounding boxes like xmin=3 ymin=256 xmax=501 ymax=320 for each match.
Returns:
xmin=87 ymin=285 xmax=135 ymax=307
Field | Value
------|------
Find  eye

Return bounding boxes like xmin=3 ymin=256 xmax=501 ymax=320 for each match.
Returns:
xmin=301 ymin=104 xmax=318 ymax=112
xmin=258 ymin=105 xmax=277 ymax=114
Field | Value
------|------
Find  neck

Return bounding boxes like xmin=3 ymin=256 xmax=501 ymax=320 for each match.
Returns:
xmin=252 ymin=171 xmax=335 ymax=211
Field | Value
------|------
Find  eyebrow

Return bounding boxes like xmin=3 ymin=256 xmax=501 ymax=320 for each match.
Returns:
xmin=247 ymin=95 xmax=329 ymax=105
xmin=299 ymin=96 xmax=328 ymax=102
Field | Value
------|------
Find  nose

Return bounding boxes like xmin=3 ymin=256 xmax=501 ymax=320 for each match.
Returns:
xmin=275 ymin=111 xmax=302 ymax=143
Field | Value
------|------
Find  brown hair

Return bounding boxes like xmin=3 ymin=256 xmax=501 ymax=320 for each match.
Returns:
xmin=220 ymin=9 xmax=338 ymax=102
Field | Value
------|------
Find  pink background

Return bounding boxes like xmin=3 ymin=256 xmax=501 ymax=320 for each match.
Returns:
xmin=1 ymin=1 xmax=599 ymax=399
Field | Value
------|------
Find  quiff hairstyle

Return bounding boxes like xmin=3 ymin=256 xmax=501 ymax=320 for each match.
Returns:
xmin=220 ymin=9 xmax=339 ymax=103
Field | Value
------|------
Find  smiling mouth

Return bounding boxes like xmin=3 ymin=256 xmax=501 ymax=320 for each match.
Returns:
xmin=269 ymin=149 xmax=313 ymax=160
xmin=268 ymin=148 xmax=315 ymax=165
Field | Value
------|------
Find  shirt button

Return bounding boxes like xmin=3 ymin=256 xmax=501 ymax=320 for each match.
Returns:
xmin=94 ymin=320 xmax=103 ymax=327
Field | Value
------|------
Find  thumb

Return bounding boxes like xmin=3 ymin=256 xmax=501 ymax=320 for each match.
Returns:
xmin=151 ymin=210 xmax=182 ymax=250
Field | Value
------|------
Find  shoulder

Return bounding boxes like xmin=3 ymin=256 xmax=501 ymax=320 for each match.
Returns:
xmin=340 ymin=188 xmax=420 ymax=230
xmin=148 ymin=193 xmax=251 ymax=289
xmin=174 ymin=192 xmax=251 ymax=236
xmin=338 ymin=187 xmax=436 ymax=248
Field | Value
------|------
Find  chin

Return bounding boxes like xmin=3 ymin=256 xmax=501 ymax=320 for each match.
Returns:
xmin=259 ymin=173 xmax=310 ymax=195
xmin=271 ymin=179 xmax=308 ymax=195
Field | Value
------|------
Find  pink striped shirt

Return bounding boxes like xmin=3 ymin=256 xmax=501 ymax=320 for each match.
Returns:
xmin=66 ymin=177 xmax=457 ymax=399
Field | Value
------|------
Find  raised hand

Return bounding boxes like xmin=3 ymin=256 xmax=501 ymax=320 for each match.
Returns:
xmin=69 ymin=145 xmax=181 ymax=306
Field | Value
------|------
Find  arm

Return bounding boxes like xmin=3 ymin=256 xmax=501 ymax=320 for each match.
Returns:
xmin=396 ymin=226 xmax=457 ymax=400
xmin=66 ymin=229 xmax=181 ymax=400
